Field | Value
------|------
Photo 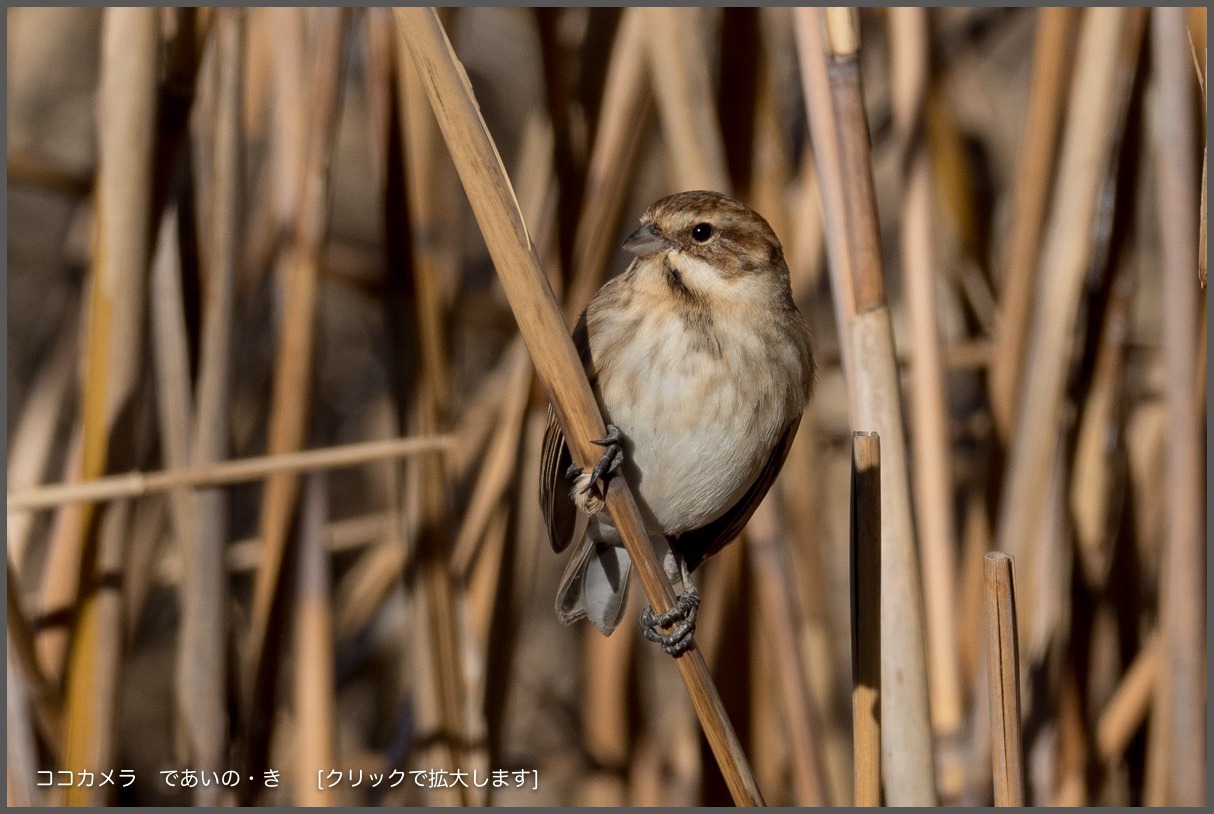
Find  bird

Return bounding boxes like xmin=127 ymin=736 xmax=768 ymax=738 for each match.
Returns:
xmin=539 ymin=190 xmax=815 ymax=655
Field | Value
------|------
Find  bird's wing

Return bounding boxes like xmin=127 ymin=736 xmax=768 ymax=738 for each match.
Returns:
xmin=540 ymin=314 xmax=594 ymax=554
xmin=674 ymin=422 xmax=799 ymax=572
xmin=540 ymin=405 xmax=584 ymax=553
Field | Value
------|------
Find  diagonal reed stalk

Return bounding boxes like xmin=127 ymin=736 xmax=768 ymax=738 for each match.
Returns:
xmin=393 ymin=8 xmax=765 ymax=806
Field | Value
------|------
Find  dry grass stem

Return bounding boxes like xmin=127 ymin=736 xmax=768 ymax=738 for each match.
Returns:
xmin=794 ymin=8 xmax=857 ymax=384
xmin=995 ymin=6 xmax=1134 ymax=633
xmin=850 ymin=431 xmax=881 ymax=807
xmin=1150 ymin=7 xmax=1206 ymax=805
xmin=8 ymin=435 xmax=456 ymax=512
xmin=889 ymin=7 xmax=963 ymax=762
xmin=988 ymin=7 xmax=1077 ymax=439
xmin=983 ymin=552 xmax=1024 ymax=806
xmin=61 ymin=8 xmax=160 ymax=804
xmin=814 ymin=8 xmax=936 ymax=803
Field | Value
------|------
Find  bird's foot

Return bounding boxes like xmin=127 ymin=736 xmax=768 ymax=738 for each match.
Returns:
xmin=567 ymin=424 xmax=624 ymax=516
xmin=640 ymin=580 xmax=700 ymax=657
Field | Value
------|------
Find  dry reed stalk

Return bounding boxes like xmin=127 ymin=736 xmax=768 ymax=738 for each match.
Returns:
xmin=179 ymin=9 xmax=242 ymax=799
xmin=292 ymin=473 xmax=337 ymax=806
xmin=8 ymin=567 xmax=64 ymax=757
xmin=396 ymin=23 xmax=477 ymax=804
xmin=331 ymin=547 xmax=406 ymax=647
xmin=749 ymin=629 xmax=785 ymax=803
xmin=850 ymin=431 xmax=882 ymax=807
xmin=6 ymin=148 xmax=93 ymax=197
xmin=1070 ymin=264 xmax=1133 ymax=586
xmin=747 ymin=498 xmax=828 ymax=805
xmin=580 ymin=619 xmax=635 ymax=800
xmin=244 ymin=15 xmax=347 ymax=779
xmin=464 ymin=501 xmax=510 ymax=650
xmin=147 ymin=205 xmax=215 ymax=793
xmin=987 ymin=7 xmax=1077 ymax=440
xmin=889 ymin=8 xmax=964 ymax=769
xmin=983 ymin=552 xmax=1024 ymax=806
xmin=34 ymin=429 xmax=85 ymax=681
xmin=642 ymin=7 xmax=730 ymax=193
xmin=1022 ymin=453 xmax=1070 ymax=802
xmin=7 ymin=653 xmax=42 ymax=806
xmin=62 ymin=8 xmax=160 ymax=803
xmin=393 ymin=8 xmax=765 ymax=804
xmin=563 ymin=6 xmax=652 ymax=322
xmin=994 ymin=6 xmax=1133 ymax=637
xmin=1053 ymin=632 xmax=1161 ymax=805
xmin=813 ymin=8 xmax=936 ymax=804
xmin=120 ymin=493 xmax=167 ymax=642
xmin=64 ymin=498 xmax=132 ymax=807
xmin=450 ymin=283 xmax=537 ymax=575
xmin=8 ymin=435 xmax=455 ymax=512
xmin=1095 ymin=634 xmax=1159 ymax=764
xmin=793 ymin=7 xmax=856 ymax=385
xmin=449 ymin=335 xmax=529 ymax=479
xmin=1151 ymin=8 xmax=1206 ymax=805
xmin=6 ymin=298 xmax=78 ymax=570
xmin=397 ymin=16 xmax=454 ymax=418
xmin=1199 ymin=150 xmax=1207 ymax=292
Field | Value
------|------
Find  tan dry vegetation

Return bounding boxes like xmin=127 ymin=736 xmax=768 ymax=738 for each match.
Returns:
xmin=6 ymin=6 xmax=1206 ymax=807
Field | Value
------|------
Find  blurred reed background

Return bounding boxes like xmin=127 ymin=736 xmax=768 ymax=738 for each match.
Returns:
xmin=6 ymin=6 xmax=1206 ymax=807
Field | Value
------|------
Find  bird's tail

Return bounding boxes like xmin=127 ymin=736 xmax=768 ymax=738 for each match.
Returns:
xmin=555 ymin=535 xmax=633 ymax=635
xmin=555 ymin=519 xmax=687 ymax=636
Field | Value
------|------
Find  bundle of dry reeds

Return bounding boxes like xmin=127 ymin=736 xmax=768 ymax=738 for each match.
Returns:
xmin=7 ymin=6 xmax=1206 ymax=807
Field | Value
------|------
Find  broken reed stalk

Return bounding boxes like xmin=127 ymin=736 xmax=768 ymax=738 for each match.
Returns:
xmin=7 ymin=435 xmax=455 ymax=511
xmin=813 ymin=7 xmax=936 ymax=804
xmin=988 ymin=7 xmax=1076 ymax=440
xmin=888 ymin=7 xmax=964 ymax=768
xmin=850 ymin=431 xmax=881 ymax=807
xmin=1150 ymin=8 xmax=1206 ymax=805
xmin=392 ymin=8 xmax=765 ymax=806
xmin=995 ymin=6 xmax=1132 ymax=640
xmin=62 ymin=7 xmax=159 ymax=805
xmin=983 ymin=552 xmax=1024 ymax=807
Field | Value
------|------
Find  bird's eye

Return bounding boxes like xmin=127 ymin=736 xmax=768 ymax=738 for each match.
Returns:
xmin=690 ymin=222 xmax=714 ymax=243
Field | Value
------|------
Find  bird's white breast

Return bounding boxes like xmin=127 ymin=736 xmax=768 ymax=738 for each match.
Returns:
xmin=594 ymin=307 xmax=799 ymax=535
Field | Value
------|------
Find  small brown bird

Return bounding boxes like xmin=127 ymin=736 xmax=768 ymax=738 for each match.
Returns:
xmin=540 ymin=190 xmax=815 ymax=655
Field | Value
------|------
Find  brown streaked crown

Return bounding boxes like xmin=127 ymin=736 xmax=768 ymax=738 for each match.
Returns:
xmin=640 ymin=190 xmax=786 ymax=277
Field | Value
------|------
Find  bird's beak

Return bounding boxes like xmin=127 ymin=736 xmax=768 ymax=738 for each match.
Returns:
xmin=623 ymin=222 xmax=668 ymax=256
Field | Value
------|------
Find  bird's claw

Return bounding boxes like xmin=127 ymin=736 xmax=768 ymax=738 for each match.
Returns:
xmin=580 ymin=424 xmax=624 ymax=495
xmin=640 ymin=581 xmax=701 ymax=657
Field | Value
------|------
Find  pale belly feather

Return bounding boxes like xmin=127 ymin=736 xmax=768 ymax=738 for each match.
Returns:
xmin=594 ymin=316 xmax=791 ymax=535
